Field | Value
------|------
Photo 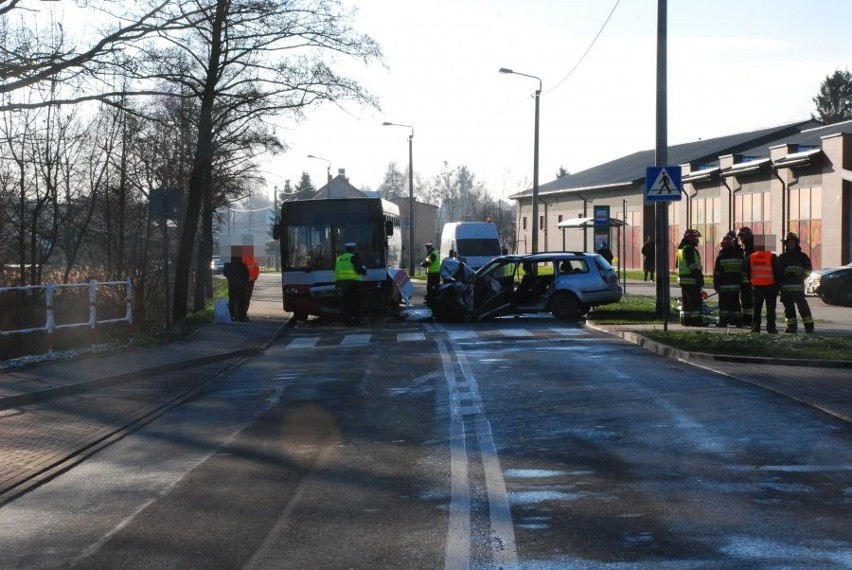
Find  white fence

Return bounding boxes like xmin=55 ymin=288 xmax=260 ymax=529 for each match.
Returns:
xmin=0 ymin=279 xmax=133 ymax=353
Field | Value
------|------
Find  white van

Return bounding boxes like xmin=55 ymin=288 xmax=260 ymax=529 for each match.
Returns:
xmin=440 ymin=222 xmax=502 ymax=270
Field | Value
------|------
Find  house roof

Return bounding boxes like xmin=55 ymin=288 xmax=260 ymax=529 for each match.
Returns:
xmin=311 ymin=172 xmax=379 ymax=199
xmin=510 ymin=119 xmax=822 ymax=199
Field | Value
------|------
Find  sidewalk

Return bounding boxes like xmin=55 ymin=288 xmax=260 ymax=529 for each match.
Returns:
xmin=0 ymin=275 xmax=289 ymax=412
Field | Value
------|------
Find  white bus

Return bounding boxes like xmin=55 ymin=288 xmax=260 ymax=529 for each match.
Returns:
xmin=273 ymin=198 xmax=408 ymax=321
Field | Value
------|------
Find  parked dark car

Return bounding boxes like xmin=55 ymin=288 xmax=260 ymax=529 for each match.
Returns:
xmin=210 ymin=257 xmax=225 ymax=274
xmin=815 ymin=263 xmax=852 ymax=306
xmin=431 ymin=252 xmax=623 ymax=322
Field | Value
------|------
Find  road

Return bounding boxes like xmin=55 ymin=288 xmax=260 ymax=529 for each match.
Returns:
xmin=0 ymin=277 xmax=849 ymax=568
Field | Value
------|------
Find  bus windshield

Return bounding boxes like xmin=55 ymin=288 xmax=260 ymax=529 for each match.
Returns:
xmin=284 ymin=223 xmax=384 ymax=270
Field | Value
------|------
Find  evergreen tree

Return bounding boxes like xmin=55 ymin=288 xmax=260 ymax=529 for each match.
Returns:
xmin=812 ymin=69 xmax=852 ymax=124
xmin=293 ymin=171 xmax=317 ymax=200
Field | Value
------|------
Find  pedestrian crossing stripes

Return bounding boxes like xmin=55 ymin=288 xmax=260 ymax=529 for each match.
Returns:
xmin=284 ymin=327 xmax=589 ymax=350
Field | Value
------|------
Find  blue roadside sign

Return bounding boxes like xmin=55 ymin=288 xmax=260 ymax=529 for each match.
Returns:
xmin=593 ymin=205 xmax=610 ymax=227
xmin=646 ymin=166 xmax=682 ymax=202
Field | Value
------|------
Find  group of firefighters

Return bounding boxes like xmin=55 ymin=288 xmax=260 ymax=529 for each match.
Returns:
xmin=677 ymin=227 xmax=814 ymax=333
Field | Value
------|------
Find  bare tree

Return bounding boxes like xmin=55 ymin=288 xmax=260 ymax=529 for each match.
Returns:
xmin=377 ymin=161 xmax=406 ymax=200
xmin=126 ymin=0 xmax=382 ymax=320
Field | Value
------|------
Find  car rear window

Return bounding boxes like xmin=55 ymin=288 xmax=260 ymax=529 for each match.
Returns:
xmin=558 ymin=259 xmax=588 ymax=274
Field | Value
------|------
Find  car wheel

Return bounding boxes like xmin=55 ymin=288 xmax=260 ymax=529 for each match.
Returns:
xmin=549 ymin=292 xmax=581 ymax=320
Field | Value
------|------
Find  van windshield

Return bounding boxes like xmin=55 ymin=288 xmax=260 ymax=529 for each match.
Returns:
xmin=457 ymin=238 xmax=501 ymax=256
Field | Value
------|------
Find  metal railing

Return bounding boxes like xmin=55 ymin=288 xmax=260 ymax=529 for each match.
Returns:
xmin=0 ymin=279 xmax=133 ymax=354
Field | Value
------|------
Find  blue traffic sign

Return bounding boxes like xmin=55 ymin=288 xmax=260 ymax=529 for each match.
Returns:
xmin=646 ymin=166 xmax=682 ymax=202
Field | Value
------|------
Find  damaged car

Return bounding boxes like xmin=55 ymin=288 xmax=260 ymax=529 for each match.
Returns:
xmin=431 ymin=252 xmax=623 ymax=322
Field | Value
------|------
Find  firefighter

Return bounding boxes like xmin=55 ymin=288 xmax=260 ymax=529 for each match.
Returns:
xmin=712 ymin=234 xmax=744 ymax=327
xmin=335 ymin=242 xmax=367 ymax=325
xmin=421 ymin=243 xmax=441 ymax=304
xmin=736 ymin=226 xmax=755 ymax=327
xmin=778 ymin=232 xmax=815 ymax=334
xmin=676 ymin=228 xmax=706 ymax=326
xmin=746 ymin=241 xmax=782 ymax=334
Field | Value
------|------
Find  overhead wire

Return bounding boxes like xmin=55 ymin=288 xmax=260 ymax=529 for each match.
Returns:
xmin=478 ymin=0 xmax=622 ymax=124
xmin=545 ymin=0 xmax=621 ymax=95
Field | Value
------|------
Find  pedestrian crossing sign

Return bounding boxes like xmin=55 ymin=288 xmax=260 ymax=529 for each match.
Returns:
xmin=645 ymin=166 xmax=682 ymax=202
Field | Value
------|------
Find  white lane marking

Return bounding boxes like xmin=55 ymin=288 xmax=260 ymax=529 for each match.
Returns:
xmin=498 ymin=329 xmax=534 ymax=337
xmin=438 ymin=340 xmax=471 ymax=569
xmin=286 ymin=337 xmax=319 ymax=349
xmin=447 ymin=330 xmax=477 ymax=340
xmin=450 ymin=343 xmax=518 ymax=567
xmin=340 ymin=334 xmax=371 ymax=346
xmin=476 ymin=418 xmax=519 ymax=567
xmin=549 ymin=326 xmax=588 ymax=336
xmin=398 ymin=332 xmax=426 ymax=342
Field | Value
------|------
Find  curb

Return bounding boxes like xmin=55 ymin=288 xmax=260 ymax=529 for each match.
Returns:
xmin=590 ymin=324 xmax=852 ymax=369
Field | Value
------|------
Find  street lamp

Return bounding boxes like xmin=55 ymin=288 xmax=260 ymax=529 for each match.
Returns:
xmin=499 ymin=67 xmax=541 ymax=253
xmin=307 ymin=154 xmax=332 ymax=183
xmin=382 ymin=121 xmax=415 ymax=276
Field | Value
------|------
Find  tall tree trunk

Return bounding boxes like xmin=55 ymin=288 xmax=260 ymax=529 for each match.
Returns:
xmin=193 ymin=169 xmax=213 ymax=311
xmin=172 ymin=0 xmax=228 ymax=321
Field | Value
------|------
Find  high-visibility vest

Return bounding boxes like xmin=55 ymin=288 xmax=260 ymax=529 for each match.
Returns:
xmin=677 ymin=245 xmax=701 ymax=285
xmin=749 ymin=251 xmax=775 ymax=286
xmin=335 ymin=252 xmax=362 ymax=281
xmin=426 ymin=251 xmax=440 ymax=274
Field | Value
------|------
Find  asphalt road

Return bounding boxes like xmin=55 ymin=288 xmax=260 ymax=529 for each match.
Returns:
xmin=0 ymin=309 xmax=849 ymax=568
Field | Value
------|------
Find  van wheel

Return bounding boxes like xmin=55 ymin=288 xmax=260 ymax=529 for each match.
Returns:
xmin=549 ymin=292 xmax=580 ymax=320
xmin=293 ymin=309 xmax=308 ymax=321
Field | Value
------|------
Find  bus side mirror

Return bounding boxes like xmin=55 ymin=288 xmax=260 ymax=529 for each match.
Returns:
xmin=385 ymin=220 xmax=393 ymax=236
xmin=272 ymin=223 xmax=281 ymax=240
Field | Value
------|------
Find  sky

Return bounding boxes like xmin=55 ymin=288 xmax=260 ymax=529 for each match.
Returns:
xmin=262 ymin=0 xmax=851 ymax=202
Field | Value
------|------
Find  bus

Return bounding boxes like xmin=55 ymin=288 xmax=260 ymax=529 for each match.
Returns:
xmin=272 ymin=198 xmax=409 ymax=321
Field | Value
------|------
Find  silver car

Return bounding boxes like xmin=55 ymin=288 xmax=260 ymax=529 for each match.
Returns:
xmin=431 ymin=252 xmax=623 ymax=321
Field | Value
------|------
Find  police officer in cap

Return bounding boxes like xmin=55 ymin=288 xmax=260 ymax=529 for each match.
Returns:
xmin=335 ymin=241 xmax=367 ymax=325
xmin=421 ymin=242 xmax=440 ymax=304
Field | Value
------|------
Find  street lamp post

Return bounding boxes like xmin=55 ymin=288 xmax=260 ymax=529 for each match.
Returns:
xmin=499 ymin=67 xmax=541 ymax=253
xmin=307 ymin=154 xmax=332 ymax=197
xmin=382 ymin=122 xmax=415 ymax=276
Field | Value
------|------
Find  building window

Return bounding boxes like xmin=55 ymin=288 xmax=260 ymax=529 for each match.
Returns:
xmin=690 ymin=196 xmax=720 ymax=274
xmin=522 ymin=216 xmax=527 ymax=230
xmin=789 ymin=186 xmax=822 ymax=268
xmin=734 ymin=190 xmax=771 ymax=245
xmin=539 ymin=215 xmax=544 ymax=230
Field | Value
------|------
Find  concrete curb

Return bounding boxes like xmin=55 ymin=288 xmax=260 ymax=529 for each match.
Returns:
xmin=591 ymin=324 xmax=852 ymax=369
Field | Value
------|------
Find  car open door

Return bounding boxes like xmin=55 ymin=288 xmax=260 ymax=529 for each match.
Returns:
xmin=472 ymin=258 xmax=517 ymax=320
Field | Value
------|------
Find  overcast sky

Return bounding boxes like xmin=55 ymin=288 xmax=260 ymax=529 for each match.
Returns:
xmin=263 ymin=0 xmax=851 ymax=201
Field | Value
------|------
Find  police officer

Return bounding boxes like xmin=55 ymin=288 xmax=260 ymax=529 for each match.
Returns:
xmin=677 ymin=229 xmax=705 ymax=326
xmin=736 ymin=226 xmax=755 ymax=327
xmin=335 ymin=242 xmax=367 ymax=325
xmin=712 ymin=234 xmax=744 ymax=327
xmin=746 ymin=243 xmax=782 ymax=334
xmin=421 ymin=243 xmax=440 ymax=304
xmin=778 ymin=232 xmax=815 ymax=334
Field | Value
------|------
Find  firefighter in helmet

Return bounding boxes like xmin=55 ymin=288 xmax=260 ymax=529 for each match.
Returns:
xmin=676 ymin=228 xmax=705 ymax=326
xmin=736 ymin=226 xmax=755 ymax=326
xmin=712 ymin=234 xmax=744 ymax=327
xmin=778 ymin=232 xmax=815 ymax=333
